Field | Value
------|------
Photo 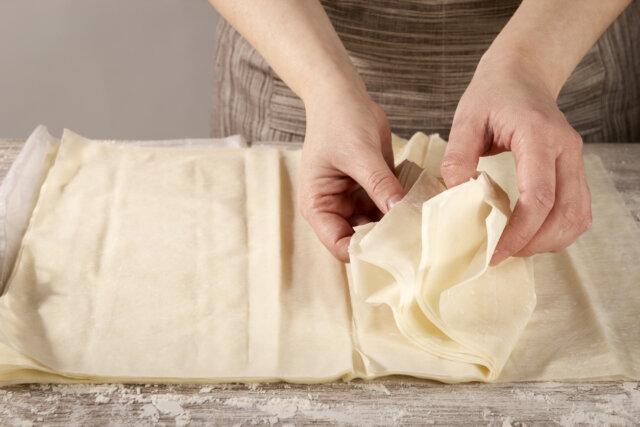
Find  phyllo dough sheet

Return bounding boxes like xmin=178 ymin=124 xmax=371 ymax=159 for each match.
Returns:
xmin=0 ymin=130 xmax=353 ymax=383
xmin=0 ymin=129 xmax=638 ymax=385
xmin=387 ymin=133 xmax=640 ymax=382
xmin=349 ymin=168 xmax=536 ymax=382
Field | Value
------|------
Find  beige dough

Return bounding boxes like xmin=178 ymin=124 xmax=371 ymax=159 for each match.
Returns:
xmin=0 ymin=131 xmax=353 ymax=383
xmin=0 ymin=130 xmax=638 ymax=385
xmin=349 ymin=167 xmax=536 ymax=382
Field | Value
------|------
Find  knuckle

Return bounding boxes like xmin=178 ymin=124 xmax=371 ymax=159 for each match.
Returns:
xmin=451 ymin=109 xmax=472 ymax=129
xmin=367 ymin=169 xmax=396 ymax=197
xmin=451 ymin=98 xmax=478 ymax=127
xmin=533 ymin=185 xmax=555 ymax=212
xmin=565 ymin=129 xmax=584 ymax=153
xmin=525 ymin=109 xmax=555 ymax=134
xmin=559 ymin=201 xmax=592 ymax=232
xmin=559 ymin=200 xmax=582 ymax=230
xmin=308 ymin=193 xmax=326 ymax=212
xmin=440 ymin=151 xmax=467 ymax=176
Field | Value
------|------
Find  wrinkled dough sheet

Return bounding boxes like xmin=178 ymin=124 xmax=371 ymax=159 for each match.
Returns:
xmin=0 ymin=129 xmax=638 ymax=385
xmin=350 ymin=166 xmax=535 ymax=382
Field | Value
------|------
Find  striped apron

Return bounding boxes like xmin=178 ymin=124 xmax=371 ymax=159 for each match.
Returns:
xmin=211 ymin=0 xmax=640 ymax=143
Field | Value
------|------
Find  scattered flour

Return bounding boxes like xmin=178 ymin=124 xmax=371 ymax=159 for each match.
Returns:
xmin=353 ymin=382 xmax=391 ymax=395
xmin=392 ymin=409 xmax=407 ymax=423
xmin=224 ymin=396 xmax=322 ymax=419
xmin=559 ymin=410 xmax=629 ymax=426
xmin=511 ymin=388 xmax=551 ymax=404
xmin=222 ymin=395 xmax=399 ymax=424
xmin=153 ymin=399 xmax=184 ymax=416
xmin=623 ymin=382 xmax=640 ymax=407
xmin=94 ymin=394 xmax=110 ymax=404
xmin=151 ymin=398 xmax=192 ymax=426
xmin=139 ymin=403 xmax=159 ymax=423
xmin=31 ymin=407 xmax=56 ymax=417
xmin=50 ymin=383 xmax=120 ymax=395
xmin=501 ymin=417 xmax=513 ymax=427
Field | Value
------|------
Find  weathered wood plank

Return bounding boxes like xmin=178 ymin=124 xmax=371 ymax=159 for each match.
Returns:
xmin=1 ymin=380 xmax=640 ymax=425
xmin=0 ymin=141 xmax=638 ymax=426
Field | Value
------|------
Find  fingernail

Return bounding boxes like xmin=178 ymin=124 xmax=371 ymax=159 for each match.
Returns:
xmin=490 ymin=249 xmax=509 ymax=266
xmin=386 ymin=194 xmax=403 ymax=212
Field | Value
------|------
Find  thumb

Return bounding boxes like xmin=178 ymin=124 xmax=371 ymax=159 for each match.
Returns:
xmin=440 ymin=116 xmax=485 ymax=188
xmin=348 ymin=149 xmax=405 ymax=214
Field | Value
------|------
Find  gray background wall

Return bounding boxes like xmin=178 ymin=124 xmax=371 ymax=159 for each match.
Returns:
xmin=0 ymin=0 xmax=219 ymax=140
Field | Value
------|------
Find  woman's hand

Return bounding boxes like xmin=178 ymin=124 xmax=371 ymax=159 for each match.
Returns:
xmin=298 ymin=82 xmax=405 ymax=262
xmin=209 ymin=0 xmax=627 ymax=264
xmin=441 ymin=51 xmax=592 ymax=266
xmin=209 ymin=0 xmax=407 ymax=262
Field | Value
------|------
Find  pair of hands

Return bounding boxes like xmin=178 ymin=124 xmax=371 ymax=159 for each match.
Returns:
xmin=298 ymin=54 xmax=592 ymax=264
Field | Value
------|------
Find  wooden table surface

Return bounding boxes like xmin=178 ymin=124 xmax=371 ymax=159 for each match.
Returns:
xmin=0 ymin=140 xmax=638 ymax=426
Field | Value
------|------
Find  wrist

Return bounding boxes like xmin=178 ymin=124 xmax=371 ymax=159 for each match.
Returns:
xmin=477 ymin=44 xmax=563 ymax=99
xmin=302 ymin=67 xmax=370 ymax=113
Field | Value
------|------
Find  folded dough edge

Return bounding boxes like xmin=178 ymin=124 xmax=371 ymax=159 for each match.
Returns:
xmin=349 ymin=161 xmax=536 ymax=380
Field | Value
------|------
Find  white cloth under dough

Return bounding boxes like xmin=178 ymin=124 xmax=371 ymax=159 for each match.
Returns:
xmin=0 ymin=129 xmax=638 ymax=385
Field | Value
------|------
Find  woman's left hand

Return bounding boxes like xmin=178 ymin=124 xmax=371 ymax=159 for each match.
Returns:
xmin=441 ymin=51 xmax=592 ymax=266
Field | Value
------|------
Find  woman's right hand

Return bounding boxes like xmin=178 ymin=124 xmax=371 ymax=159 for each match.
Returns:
xmin=298 ymin=81 xmax=405 ymax=262
xmin=208 ymin=1 xmax=406 ymax=262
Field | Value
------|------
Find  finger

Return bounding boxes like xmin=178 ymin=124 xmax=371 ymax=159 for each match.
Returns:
xmin=515 ymin=149 xmax=592 ymax=255
xmin=348 ymin=214 xmax=373 ymax=227
xmin=309 ymin=192 xmax=356 ymax=219
xmin=347 ymin=148 xmax=405 ymax=214
xmin=306 ymin=210 xmax=354 ymax=263
xmin=298 ymin=177 xmax=358 ymax=263
xmin=349 ymin=185 xmax=377 ymax=216
xmin=440 ymin=113 xmax=487 ymax=188
xmin=490 ymin=142 xmax=557 ymax=266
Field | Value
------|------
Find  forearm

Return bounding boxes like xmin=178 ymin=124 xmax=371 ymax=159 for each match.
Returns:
xmin=208 ymin=0 xmax=361 ymax=103
xmin=482 ymin=0 xmax=631 ymax=98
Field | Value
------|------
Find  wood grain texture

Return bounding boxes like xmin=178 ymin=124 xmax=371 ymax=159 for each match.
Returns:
xmin=0 ymin=140 xmax=638 ymax=426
